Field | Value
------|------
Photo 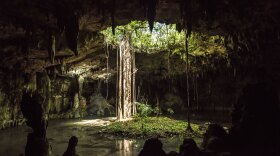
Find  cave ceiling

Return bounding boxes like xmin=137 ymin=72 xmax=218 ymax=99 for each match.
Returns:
xmin=0 ymin=0 xmax=279 ymax=76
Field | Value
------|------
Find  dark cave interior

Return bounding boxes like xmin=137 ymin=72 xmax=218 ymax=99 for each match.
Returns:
xmin=0 ymin=0 xmax=280 ymax=156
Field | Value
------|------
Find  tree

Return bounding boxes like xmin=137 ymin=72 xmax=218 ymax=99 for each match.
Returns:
xmin=116 ymin=34 xmax=136 ymax=120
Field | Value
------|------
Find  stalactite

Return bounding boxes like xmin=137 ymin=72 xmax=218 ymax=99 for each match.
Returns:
xmin=47 ymin=31 xmax=55 ymax=64
xmin=55 ymin=6 xmax=79 ymax=56
xmin=180 ymin=0 xmax=193 ymax=37
xmin=51 ymin=35 xmax=56 ymax=63
xmin=147 ymin=0 xmax=157 ymax=32
xmin=61 ymin=58 xmax=66 ymax=75
xmin=176 ymin=23 xmax=183 ymax=33
xmin=64 ymin=12 xmax=79 ymax=56
xmin=111 ymin=0 xmax=116 ymax=35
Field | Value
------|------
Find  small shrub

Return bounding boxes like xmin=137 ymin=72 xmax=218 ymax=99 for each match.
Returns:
xmin=135 ymin=102 xmax=153 ymax=129
xmin=153 ymin=106 xmax=162 ymax=116
xmin=136 ymin=102 xmax=153 ymax=118
xmin=167 ymin=108 xmax=174 ymax=115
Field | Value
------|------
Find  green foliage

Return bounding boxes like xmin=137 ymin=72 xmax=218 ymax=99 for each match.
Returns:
xmin=153 ymin=106 xmax=162 ymax=116
xmin=101 ymin=117 xmax=204 ymax=138
xmin=101 ymin=21 xmax=185 ymax=54
xmin=101 ymin=21 xmax=229 ymax=78
xmin=101 ymin=21 xmax=225 ymax=56
xmin=167 ymin=108 xmax=174 ymax=115
xmin=135 ymin=102 xmax=153 ymax=130
xmin=136 ymin=102 xmax=153 ymax=118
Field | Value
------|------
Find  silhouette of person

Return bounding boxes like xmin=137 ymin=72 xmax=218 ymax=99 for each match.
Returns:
xmin=201 ymin=124 xmax=227 ymax=152
xmin=179 ymin=138 xmax=200 ymax=156
xmin=167 ymin=151 xmax=179 ymax=156
xmin=63 ymin=136 xmax=78 ymax=156
xmin=138 ymin=138 xmax=166 ymax=156
xmin=229 ymin=83 xmax=280 ymax=156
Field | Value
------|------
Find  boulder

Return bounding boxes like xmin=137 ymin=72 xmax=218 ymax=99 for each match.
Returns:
xmin=53 ymin=95 xmax=62 ymax=113
xmin=87 ymin=94 xmax=115 ymax=116
xmin=73 ymin=93 xmax=79 ymax=110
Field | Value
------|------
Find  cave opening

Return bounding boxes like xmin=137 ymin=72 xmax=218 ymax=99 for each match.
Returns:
xmin=99 ymin=21 xmax=227 ymax=125
xmin=0 ymin=0 xmax=280 ymax=156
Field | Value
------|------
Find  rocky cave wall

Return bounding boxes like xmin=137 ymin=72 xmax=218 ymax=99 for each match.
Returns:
xmin=0 ymin=68 xmax=88 ymax=129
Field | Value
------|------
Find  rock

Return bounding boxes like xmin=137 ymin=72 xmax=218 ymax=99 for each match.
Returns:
xmin=87 ymin=94 xmax=115 ymax=116
xmin=161 ymin=93 xmax=183 ymax=112
xmin=73 ymin=93 xmax=79 ymax=110
xmin=79 ymin=97 xmax=87 ymax=109
xmin=53 ymin=95 xmax=63 ymax=113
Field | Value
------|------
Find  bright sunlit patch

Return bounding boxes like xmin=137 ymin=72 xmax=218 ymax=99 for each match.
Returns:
xmin=72 ymin=117 xmax=117 ymax=126
xmin=67 ymin=64 xmax=97 ymax=76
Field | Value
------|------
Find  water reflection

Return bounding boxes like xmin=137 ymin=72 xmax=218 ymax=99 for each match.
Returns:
xmin=0 ymin=119 xmax=202 ymax=156
xmin=116 ymin=139 xmax=134 ymax=156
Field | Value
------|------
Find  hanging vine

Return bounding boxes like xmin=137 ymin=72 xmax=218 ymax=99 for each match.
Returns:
xmin=106 ymin=43 xmax=109 ymax=100
xmin=185 ymin=30 xmax=193 ymax=131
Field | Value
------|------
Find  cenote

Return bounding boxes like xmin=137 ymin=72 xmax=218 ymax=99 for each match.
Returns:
xmin=0 ymin=1 xmax=280 ymax=156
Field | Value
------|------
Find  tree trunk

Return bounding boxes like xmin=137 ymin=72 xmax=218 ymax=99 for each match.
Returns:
xmin=117 ymin=35 xmax=136 ymax=120
xmin=117 ymin=43 xmax=123 ymax=120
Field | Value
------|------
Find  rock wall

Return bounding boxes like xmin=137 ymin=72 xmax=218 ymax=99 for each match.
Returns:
xmin=47 ymin=74 xmax=87 ymax=119
xmin=0 ymin=69 xmax=29 ymax=129
xmin=0 ymin=69 xmax=88 ymax=129
xmin=122 ymin=51 xmax=280 ymax=121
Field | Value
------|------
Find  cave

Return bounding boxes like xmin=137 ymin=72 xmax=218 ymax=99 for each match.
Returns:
xmin=0 ymin=0 xmax=280 ymax=156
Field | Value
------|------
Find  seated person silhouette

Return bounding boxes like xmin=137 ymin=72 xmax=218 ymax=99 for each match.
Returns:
xmin=179 ymin=138 xmax=200 ymax=156
xmin=63 ymin=136 xmax=78 ymax=156
xmin=138 ymin=138 xmax=166 ymax=156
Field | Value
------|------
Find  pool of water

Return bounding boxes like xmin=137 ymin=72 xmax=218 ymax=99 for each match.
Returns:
xmin=0 ymin=119 xmax=202 ymax=156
